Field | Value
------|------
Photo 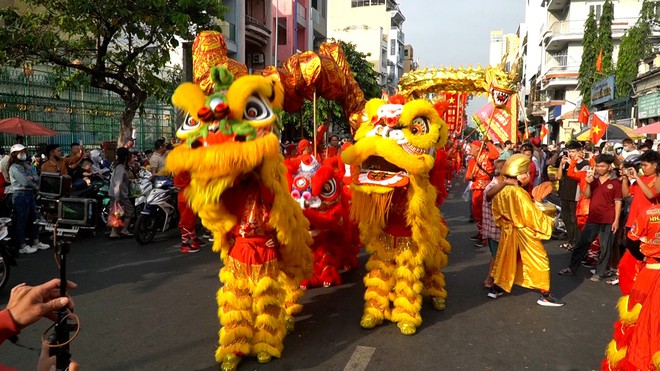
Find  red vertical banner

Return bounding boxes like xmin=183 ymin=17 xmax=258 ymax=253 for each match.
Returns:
xmin=455 ymin=93 xmax=468 ymax=135
xmin=442 ymin=92 xmax=458 ymax=134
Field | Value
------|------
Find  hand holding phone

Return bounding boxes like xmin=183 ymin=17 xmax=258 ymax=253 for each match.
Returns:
xmin=586 ymin=169 xmax=595 ymax=182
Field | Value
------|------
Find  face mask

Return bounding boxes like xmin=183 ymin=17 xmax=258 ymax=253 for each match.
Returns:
xmin=18 ymin=153 xmax=27 ymax=161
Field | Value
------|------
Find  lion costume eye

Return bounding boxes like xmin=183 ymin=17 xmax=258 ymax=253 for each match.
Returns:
xmin=410 ymin=117 xmax=429 ymax=135
xmin=320 ymin=179 xmax=337 ymax=199
xmin=179 ymin=113 xmax=200 ymax=133
xmin=208 ymin=96 xmax=225 ymax=112
xmin=244 ymin=95 xmax=272 ymax=121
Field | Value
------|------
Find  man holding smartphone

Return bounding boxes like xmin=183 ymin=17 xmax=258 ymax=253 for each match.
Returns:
xmin=618 ymin=151 xmax=660 ymax=288
xmin=559 ymin=154 xmax=622 ymax=281
xmin=556 ymin=141 xmax=588 ymax=250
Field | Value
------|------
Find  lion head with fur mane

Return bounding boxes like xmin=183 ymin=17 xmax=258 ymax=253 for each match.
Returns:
xmin=166 ymin=67 xmax=312 ymax=280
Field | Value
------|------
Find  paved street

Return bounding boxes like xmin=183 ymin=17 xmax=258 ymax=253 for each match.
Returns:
xmin=1 ymin=177 xmax=620 ymax=370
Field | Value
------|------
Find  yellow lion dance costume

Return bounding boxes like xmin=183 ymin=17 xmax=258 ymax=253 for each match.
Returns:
xmin=166 ymin=66 xmax=312 ymax=370
xmin=341 ymin=94 xmax=451 ymax=335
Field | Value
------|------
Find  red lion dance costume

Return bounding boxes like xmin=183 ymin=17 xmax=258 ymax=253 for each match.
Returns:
xmin=285 ymin=154 xmax=357 ymax=289
xmin=341 ymin=95 xmax=451 ymax=335
xmin=602 ymin=204 xmax=660 ymax=370
xmin=166 ymin=43 xmax=313 ymax=371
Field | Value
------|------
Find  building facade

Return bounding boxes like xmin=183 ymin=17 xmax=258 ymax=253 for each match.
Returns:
xmin=489 ymin=30 xmax=520 ymax=69
xmin=521 ymin=0 xmax=644 ymax=143
xmin=272 ymin=0 xmax=328 ymax=66
xmin=403 ymin=44 xmax=418 ymax=74
xmin=327 ymin=0 xmax=405 ymax=92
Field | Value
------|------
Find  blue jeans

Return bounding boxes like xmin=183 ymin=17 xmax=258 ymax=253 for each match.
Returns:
xmin=12 ymin=191 xmax=38 ymax=246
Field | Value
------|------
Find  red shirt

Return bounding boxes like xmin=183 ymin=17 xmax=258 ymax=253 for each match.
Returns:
xmin=626 ymin=174 xmax=659 ymax=228
xmin=0 ymin=309 xmax=20 ymax=346
xmin=629 ymin=204 xmax=660 ymax=258
xmin=587 ymin=177 xmax=622 ymax=224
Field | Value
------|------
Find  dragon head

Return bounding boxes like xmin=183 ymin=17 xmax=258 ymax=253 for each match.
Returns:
xmin=168 ymin=67 xmax=284 ymax=179
xmin=341 ymin=94 xmax=448 ymax=193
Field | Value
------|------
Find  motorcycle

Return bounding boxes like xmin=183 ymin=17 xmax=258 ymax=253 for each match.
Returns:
xmin=0 ymin=217 xmax=17 ymax=291
xmin=134 ymin=176 xmax=179 ymax=245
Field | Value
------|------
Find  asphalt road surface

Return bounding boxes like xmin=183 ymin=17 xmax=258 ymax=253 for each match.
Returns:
xmin=0 ymin=177 xmax=620 ymax=370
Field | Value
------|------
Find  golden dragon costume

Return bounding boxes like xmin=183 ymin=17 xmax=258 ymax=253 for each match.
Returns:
xmin=341 ymin=94 xmax=451 ymax=335
xmin=166 ymin=65 xmax=313 ymax=370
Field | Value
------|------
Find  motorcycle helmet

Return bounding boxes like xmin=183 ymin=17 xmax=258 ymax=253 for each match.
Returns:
xmin=622 ymin=154 xmax=641 ymax=172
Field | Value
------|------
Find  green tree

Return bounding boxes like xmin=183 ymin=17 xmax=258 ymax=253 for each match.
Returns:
xmin=579 ymin=8 xmax=599 ymax=106
xmin=597 ymin=0 xmax=615 ymax=76
xmin=281 ymin=39 xmax=381 ymax=139
xmin=0 ymin=0 xmax=225 ymax=144
xmin=615 ymin=0 xmax=656 ymax=98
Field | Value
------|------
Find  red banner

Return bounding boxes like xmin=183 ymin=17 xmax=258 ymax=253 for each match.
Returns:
xmin=472 ymin=94 xmax=518 ymax=143
xmin=437 ymin=92 xmax=468 ymax=135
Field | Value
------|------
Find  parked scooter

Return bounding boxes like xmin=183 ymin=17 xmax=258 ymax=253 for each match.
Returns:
xmin=0 ymin=217 xmax=17 ymax=291
xmin=134 ymin=176 xmax=179 ymax=245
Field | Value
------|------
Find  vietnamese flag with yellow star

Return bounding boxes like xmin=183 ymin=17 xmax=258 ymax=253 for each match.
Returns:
xmin=590 ymin=110 xmax=609 ymax=143
xmin=578 ymin=104 xmax=590 ymax=125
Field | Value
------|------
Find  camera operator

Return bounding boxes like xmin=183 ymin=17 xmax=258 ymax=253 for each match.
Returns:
xmin=0 ymin=279 xmax=79 ymax=370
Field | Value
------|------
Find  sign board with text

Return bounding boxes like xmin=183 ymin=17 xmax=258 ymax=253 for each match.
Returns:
xmin=591 ymin=75 xmax=615 ymax=106
xmin=638 ymin=91 xmax=660 ymax=120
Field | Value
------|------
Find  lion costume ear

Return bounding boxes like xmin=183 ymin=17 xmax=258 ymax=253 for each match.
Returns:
xmin=172 ymin=82 xmax=208 ymax=122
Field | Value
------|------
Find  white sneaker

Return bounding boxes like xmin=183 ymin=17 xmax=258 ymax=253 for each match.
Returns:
xmin=19 ymin=245 xmax=38 ymax=254
xmin=32 ymin=242 xmax=50 ymax=250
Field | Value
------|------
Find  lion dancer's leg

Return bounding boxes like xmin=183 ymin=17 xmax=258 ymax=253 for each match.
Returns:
xmin=361 ymin=234 xmax=396 ymax=329
xmin=216 ymin=259 xmax=253 ymax=371
xmin=422 ymin=270 xmax=448 ymax=311
xmin=251 ymin=262 xmax=286 ymax=364
xmin=390 ymin=237 xmax=424 ymax=335
xmin=279 ymin=271 xmax=304 ymax=332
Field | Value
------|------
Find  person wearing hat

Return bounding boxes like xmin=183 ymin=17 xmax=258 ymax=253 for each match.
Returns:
xmin=489 ymin=154 xmax=565 ymax=307
xmin=8 ymin=144 xmax=50 ymax=254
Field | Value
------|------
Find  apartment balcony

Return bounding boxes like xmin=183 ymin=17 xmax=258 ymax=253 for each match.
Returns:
xmin=297 ymin=1 xmax=307 ymax=27
xmin=391 ymin=28 xmax=404 ymax=44
xmin=543 ymin=0 xmax=569 ymax=12
xmin=389 ymin=7 xmax=405 ymax=27
xmin=540 ymin=65 xmax=579 ymax=91
xmin=311 ymin=8 xmax=326 ymax=38
xmin=245 ymin=15 xmax=270 ymax=48
xmin=542 ymin=17 xmax=637 ymax=52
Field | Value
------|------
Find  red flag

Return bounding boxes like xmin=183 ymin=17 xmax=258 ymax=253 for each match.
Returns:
xmin=596 ymin=49 xmax=603 ymax=72
xmin=540 ymin=124 xmax=549 ymax=140
xmin=578 ymin=104 xmax=590 ymax=125
xmin=590 ymin=112 xmax=608 ymax=143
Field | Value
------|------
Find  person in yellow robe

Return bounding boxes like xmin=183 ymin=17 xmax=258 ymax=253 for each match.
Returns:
xmin=490 ymin=154 xmax=565 ymax=307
